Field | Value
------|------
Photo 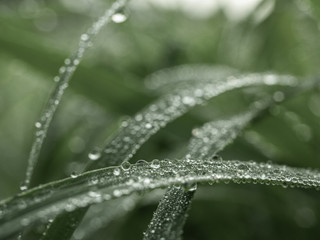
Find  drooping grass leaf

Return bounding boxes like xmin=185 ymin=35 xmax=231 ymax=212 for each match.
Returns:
xmin=95 ymin=71 xmax=297 ymax=168
xmin=42 ymin=68 xmax=299 ymax=239
xmin=143 ymin=102 xmax=267 ymax=240
xmin=1 ymin=158 xmax=320 ymax=239
xmin=143 ymin=76 xmax=320 ymax=240
xmin=22 ymin=0 xmax=128 ymax=190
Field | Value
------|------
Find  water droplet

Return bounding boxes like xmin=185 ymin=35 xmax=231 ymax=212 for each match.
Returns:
xmin=182 ymin=96 xmax=195 ymax=106
xmin=273 ymin=91 xmax=285 ymax=102
xmin=151 ymin=159 xmax=160 ymax=169
xmin=73 ymin=59 xmax=80 ymax=66
xmin=111 ymin=9 xmax=128 ymax=23
xmin=212 ymin=155 xmax=222 ymax=161
xmin=113 ymin=189 xmax=122 ymax=197
xmin=184 ymin=183 xmax=197 ymax=192
xmin=71 ymin=172 xmax=78 ymax=178
xmin=113 ymin=168 xmax=120 ymax=176
xmin=35 ymin=122 xmax=42 ymax=129
xmin=238 ymin=163 xmax=249 ymax=171
xmin=264 ymin=74 xmax=277 ymax=85
xmin=64 ymin=58 xmax=71 ymax=65
xmin=121 ymin=161 xmax=131 ymax=171
xmin=88 ymin=191 xmax=101 ymax=198
xmin=59 ymin=66 xmax=66 ymax=74
xmin=81 ymin=34 xmax=89 ymax=41
xmin=20 ymin=182 xmax=28 ymax=191
xmin=135 ymin=114 xmax=143 ymax=121
xmin=88 ymin=148 xmax=101 ymax=161
xmin=137 ymin=159 xmax=148 ymax=165
xmin=143 ymin=178 xmax=151 ymax=184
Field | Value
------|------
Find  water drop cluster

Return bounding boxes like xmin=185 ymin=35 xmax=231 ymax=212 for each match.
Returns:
xmin=1 ymin=158 xmax=320 ymax=238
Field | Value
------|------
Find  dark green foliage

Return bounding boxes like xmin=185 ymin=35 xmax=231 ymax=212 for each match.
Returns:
xmin=0 ymin=1 xmax=320 ymax=240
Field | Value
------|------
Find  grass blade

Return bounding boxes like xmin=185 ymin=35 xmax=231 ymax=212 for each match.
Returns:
xmin=1 ymin=158 xmax=320 ymax=239
xmin=22 ymin=0 xmax=128 ymax=190
xmin=143 ymin=103 xmax=266 ymax=240
xmin=42 ymin=70 xmax=298 ymax=239
xmin=95 ymin=72 xmax=296 ymax=168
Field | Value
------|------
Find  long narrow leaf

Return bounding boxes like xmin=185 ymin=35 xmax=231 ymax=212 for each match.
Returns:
xmin=22 ymin=0 xmax=128 ymax=190
xmin=1 ymin=158 xmax=320 ymax=239
xmin=143 ymin=103 xmax=265 ymax=240
xmin=96 ymin=72 xmax=296 ymax=168
xmin=43 ymin=70 xmax=298 ymax=239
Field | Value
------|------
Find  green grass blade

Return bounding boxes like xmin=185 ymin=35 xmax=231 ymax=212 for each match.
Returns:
xmin=143 ymin=187 xmax=194 ymax=240
xmin=95 ymin=72 xmax=296 ymax=168
xmin=42 ymin=70 xmax=298 ymax=239
xmin=22 ymin=0 xmax=128 ymax=190
xmin=143 ymin=103 xmax=265 ymax=240
xmin=1 ymin=158 xmax=320 ymax=239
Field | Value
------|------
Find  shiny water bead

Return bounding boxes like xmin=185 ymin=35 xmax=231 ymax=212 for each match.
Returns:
xmin=88 ymin=148 xmax=101 ymax=161
xmin=70 ymin=172 xmax=78 ymax=179
xmin=151 ymin=159 xmax=160 ymax=169
xmin=184 ymin=183 xmax=197 ymax=192
xmin=212 ymin=155 xmax=222 ymax=161
xmin=111 ymin=8 xmax=128 ymax=23
xmin=113 ymin=168 xmax=121 ymax=176
xmin=121 ymin=161 xmax=131 ymax=171
xmin=35 ymin=122 xmax=42 ymax=129
xmin=137 ymin=160 xmax=148 ymax=165
xmin=80 ymin=34 xmax=89 ymax=41
xmin=19 ymin=182 xmax=28 ymax=191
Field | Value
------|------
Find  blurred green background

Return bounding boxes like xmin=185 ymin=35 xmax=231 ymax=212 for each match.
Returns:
xmin=1 ymin=0 xmax=320 ymax=239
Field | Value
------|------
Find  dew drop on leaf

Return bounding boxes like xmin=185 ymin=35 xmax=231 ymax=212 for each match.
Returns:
xmin=273 ymin=91 xmax=285 ymax=102
xmin=88 ymin=148 xmax=101 ymax=161
xmin=151 ymin=159 xmax=160 ymax=169
xmin=19 ymin=182 xmax=28 ymax=191
xmin=113 ymin=168 xmax=120 ymax=176
xmin=111 ymin=8 xmax=128 ymax=23
xmin=35 ymin=122 xmax=42 ymax=129
xmin=70 ymin=172 xmax=78 ymax=179
xmin=212 ymin=155 xmax=222 ymax=161
xmin=80 ymin=34 xmax=89 ymax=41
xmin=137 ymin=160 xmax=148 ymax=165
xmin=121 ymin=161 xmax=131 ymax=171
xmin=184 ymin=183 xmax=197 ymax=192
xmin=238 ymin=163 xmax=249 ymax=171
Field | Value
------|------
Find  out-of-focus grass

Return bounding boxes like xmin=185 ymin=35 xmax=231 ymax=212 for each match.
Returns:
xmin=1 ymin=0 xmax=320 ymax=239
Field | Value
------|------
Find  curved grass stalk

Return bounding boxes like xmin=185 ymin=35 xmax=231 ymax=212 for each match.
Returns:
xmin=143 ymin=76 xmax=320 ymax=240
xmin=95 ymin=72 xmax=297 ymax=168
xmin=143 ymin=104 xmax=265 ymax=240
xmin=1 ymin=158 xmax=320 ymax=239
xmin=42 ymin=70 xmax=298 ymax=239
xmin=22 ymin=0 xmax=128 ymax=190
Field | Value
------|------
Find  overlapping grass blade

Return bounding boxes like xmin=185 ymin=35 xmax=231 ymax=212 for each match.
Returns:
xmin=143 ymin=103 xmax=266 ymax=240
xmin=1 ymin=158 xmax=320 ymax=239
xmin=22 ymin=0 xmax=128 ymax=190
xmin=95 ymin=71 xmax=296 ymax=168
xmin=43 ymin=69 xmax=297 ymax=239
